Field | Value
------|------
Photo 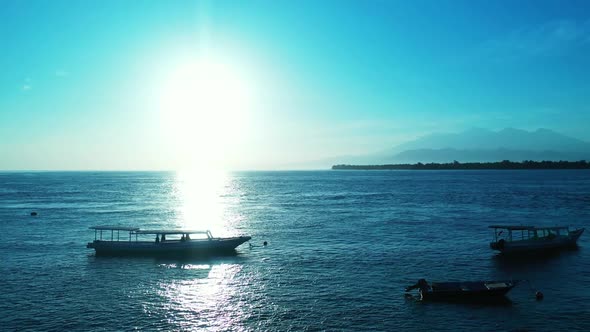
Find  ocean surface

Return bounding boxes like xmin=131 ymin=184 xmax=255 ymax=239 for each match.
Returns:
xmin=1 ymin=170 xmax=589 ymax=331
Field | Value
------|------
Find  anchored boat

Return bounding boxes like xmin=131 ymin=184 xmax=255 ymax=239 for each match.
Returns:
xmin=87 ymin=226 xmax=251 ymax=256
xmin=489 ymin=225 xmax=584 ymax=254
xmin=405 ymin=279 xmax=517 ymax=302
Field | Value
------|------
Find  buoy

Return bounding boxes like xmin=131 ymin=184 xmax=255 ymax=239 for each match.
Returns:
xmin=535 ymin=291 xmax=544 ymax=300
xmin=263 ymin=241 xmax=268 ymax=246
xmin=30 ymin=212 xmax=38 ymax=216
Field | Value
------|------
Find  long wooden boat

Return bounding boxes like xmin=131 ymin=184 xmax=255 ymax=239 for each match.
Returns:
xmin=405 ymin=279 xmax=517 ymax=302
xmin=87 ymin=226 xmax=251 ymax=256
xmin=489 ymin=225 xmax=584 ymax=254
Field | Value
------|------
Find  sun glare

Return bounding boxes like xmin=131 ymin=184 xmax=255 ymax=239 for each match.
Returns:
xmin=159 ymin=57 xmax=252 ymax=169
xmin=172 ymin=169 xmax=238 ymax=232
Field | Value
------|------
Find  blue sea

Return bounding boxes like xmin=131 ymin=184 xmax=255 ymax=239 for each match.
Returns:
xmin=1 ymin=170 xmax=589 ymax=331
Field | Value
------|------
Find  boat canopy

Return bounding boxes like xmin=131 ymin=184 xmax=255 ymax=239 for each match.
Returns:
xmin=89 ymin=226 xmax=140 ymax=231
xmin=489 ymin=225 xmax=569 ymax=231
xmin=135 ymin=230 xmax=212 ymax=236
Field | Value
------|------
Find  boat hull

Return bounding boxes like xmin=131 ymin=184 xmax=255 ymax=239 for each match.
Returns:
xmin=87 ymin=236 xmax=251 ymax=256
xmin=490 ymin=229 xmax=584 ymax=254
xmin=420 ymin=281 xmax=516 ymax=302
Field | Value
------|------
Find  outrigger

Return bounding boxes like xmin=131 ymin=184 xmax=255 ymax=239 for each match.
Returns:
xmin=87 ymin=226 xmax=251 ymax=256
xmin=489 ymin=225 xmax=584 ymax=254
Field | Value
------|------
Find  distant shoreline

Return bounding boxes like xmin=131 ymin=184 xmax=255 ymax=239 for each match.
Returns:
xmin=332 ymin=160 xmax=590 ymax=170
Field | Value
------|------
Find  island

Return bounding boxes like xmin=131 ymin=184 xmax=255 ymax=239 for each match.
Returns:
xmin=332 ymin=160 xmax=590 ymax=170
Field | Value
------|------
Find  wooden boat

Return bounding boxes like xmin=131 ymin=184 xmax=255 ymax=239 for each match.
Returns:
xmin=87 ymin=226 xmax=251 ymax=256
xmin=405 ymin=279 xmax=517 ymax=302
xmin=489 ymin=225 xmax=584 ymax=254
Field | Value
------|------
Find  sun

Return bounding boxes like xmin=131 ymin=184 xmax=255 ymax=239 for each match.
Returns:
xmin=159 ymin=57 xmax=252 ymax=169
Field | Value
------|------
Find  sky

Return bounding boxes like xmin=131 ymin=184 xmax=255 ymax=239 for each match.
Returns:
xmin=1 ymin=0 xmax=589 ymax=170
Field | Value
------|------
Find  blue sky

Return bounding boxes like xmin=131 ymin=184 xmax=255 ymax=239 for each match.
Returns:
xmin=1 ymin=0 xmax=589 ymax=170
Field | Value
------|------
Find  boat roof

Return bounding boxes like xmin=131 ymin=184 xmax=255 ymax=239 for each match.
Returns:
xmin=89 ymin=225 xmax=140 ymax=231
xmin=134 ymin=230 xmax=211 ymax=235
xmin=489 ymin=225 xmax=569 ymax=231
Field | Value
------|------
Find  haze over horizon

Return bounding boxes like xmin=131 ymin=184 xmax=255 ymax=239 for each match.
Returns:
xmin=1 ymin=0 xmax=589 ymax=171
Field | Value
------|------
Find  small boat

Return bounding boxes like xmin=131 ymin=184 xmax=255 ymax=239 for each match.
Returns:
xmin=86 ymin=226 xmax=251 ymax=256
xmin=405 ymin=279 xmax=517 ymax=302
xmin=489 ymin=225 xmax=584 ymax=254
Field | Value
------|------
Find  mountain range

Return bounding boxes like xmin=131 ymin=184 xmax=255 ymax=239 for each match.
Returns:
xmin=330 ymin=128 xmax=590 ymax=166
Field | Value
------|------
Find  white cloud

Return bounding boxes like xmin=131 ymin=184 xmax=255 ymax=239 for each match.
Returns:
xmin=22 ymin=77 xmax=32 ymax=91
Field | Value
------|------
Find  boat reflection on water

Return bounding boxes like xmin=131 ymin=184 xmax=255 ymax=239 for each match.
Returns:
xmin=491 ymin=245 xmax=581 ymax=272
xmin=404 ymin=292 xmax=514 ymax=306
xmin=154 ymin=254 xmax=250 ymax=270
xmin=85 ymin=252 xmax=252 ymax=331
xmin=149 ymin=263 xmax=249 ymax=330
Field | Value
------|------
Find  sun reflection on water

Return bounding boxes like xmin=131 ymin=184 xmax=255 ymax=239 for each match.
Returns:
xmin=172 ymin=170 xmax=242 ymax=235
xmin=153 ymin=264 xmax=247 ymax=330
xmin=139 ymin=171 xmax=252 ymax=330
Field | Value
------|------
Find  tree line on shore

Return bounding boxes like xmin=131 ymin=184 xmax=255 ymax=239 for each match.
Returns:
xmin=332 ymin=160 xmax=590 ymax=170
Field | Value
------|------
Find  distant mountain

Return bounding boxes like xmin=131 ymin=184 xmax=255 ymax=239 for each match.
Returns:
xmin=391 ymin=148 xmax=589 ymax=163
xmin=330 ymin=128 xmax=590 ymax=167
xmin=387 ymin=128 xmax=590 ymax=154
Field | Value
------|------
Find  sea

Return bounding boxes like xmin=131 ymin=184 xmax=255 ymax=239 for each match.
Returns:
xmin=0 ymin=170 xmax=589 ymax=331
